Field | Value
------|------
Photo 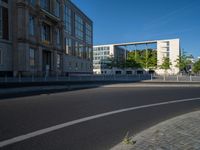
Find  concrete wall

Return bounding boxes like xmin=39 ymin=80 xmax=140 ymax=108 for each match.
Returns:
xmin=0 ymin=41 xmax=12 ymax=71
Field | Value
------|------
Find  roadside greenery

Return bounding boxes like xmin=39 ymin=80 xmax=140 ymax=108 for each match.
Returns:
xmin=127 ymin=49 xmax=157 ymax=69
xmin=160 ymin=57 xmax=172 ymax=74
xmin=193 ymin=59 xmax=200 ymax=74
xmin=175 ymin=53 xmax=192 ymax=74
xmin=106 ymin=49 xmax=157 ymax=69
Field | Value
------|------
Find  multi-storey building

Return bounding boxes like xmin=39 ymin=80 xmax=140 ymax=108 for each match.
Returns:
xmin=93 ymin=45 xmax=126 ymax=74
xmin=0 ymin=0 xmax=93 ymax=77
xmin=93 ymin=39 xmax=180 ymax=75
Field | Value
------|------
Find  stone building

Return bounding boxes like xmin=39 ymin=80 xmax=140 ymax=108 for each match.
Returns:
xmin=0 ymin=0 xmax=93 ymax=77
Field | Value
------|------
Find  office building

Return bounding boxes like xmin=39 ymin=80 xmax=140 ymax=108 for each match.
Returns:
xmin=93 ymin=39 xmax=180 ymax=75
xmin=0 ymin=0 xmax=93 ymax=77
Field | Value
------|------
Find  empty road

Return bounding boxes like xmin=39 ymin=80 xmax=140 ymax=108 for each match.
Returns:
xmin=0 ymin=86 xmax=200 ymax=150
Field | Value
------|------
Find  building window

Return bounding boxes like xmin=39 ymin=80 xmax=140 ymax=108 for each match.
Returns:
xmin=30 ymin=48 xmax=35 ymax=67
xmin=0 ymin=49 xmax=2 ymax=65
xmin=55 ymin=0 xmax=60 ymax=17
xmin=29 ymin=15 xmax=35 ymax=35
xmin=78 ymin=44 xmax=82 ymax=58
xmin=0 ymin=7 xmax=2 ymax=39
xmin=75 ymin=41 xmax=80 ymax=57
xmin=65 ymin=38 xmax=72 ymax=55
xmin=89 ymin=47 xmax=92 ymax=60
xmin=64 ymin=5 xmax=71 ymax=34
xmin=41 ymin=23 xmax=51 ymax=42
xmin=57 ymin=54 xmax=61 ymax=69
xmin=56 ymin=28 xmax=60 ymax=45
xmin=75 ymin=14 xmax=83 ymax=40
xmin=2 ymin=0 xmax=8 ymax=3
xmin=29 ymin=0 xmax=35 ymax=6
xmin=0 ymin=5 xmax=9 ymax=40
xmin=86 ymin=23 xmax=92 ymax=45
xmin=40 ymin=0 xmax=50 ymax=11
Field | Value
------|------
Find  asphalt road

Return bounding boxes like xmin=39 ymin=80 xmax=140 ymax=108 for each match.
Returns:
xmin=0 ymin=86 xmax=200 ymax=150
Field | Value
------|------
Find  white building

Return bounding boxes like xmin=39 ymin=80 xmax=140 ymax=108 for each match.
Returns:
xmin=93 ymin=38 xmax=180 ymax=75
xmin=93 ymin=45 xmax=126 ymax=74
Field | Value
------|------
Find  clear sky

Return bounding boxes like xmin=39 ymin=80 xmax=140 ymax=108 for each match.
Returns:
xmin=72 ymin=0 xmax=200 ymax=58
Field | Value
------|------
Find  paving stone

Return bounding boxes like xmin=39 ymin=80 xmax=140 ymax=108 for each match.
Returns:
xmin=111 ymin=111 xmax=200 ymax=150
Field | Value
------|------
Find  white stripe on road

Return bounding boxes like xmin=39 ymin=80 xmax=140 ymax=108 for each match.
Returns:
xmin=1 ymin=97 xmax=200 ymax=148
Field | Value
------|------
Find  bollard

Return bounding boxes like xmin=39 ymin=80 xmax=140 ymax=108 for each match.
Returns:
xmin=177 ymin=75 xmax=179 ymax=82
xmin=190 ymin=75 xmax=192 ymax=82
xmin=163 ymin=75 xmax=166 ymax=81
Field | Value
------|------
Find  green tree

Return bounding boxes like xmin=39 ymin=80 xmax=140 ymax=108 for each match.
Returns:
xmin=176 ymin=53 xmax=192 ymax=74
xmin=160 ymin=57 xmax=172 ymax=74
xmin=193 ymin=59 xmax=200 ymax=74
xmin=147 ymin=49 xmax=157 ymax=69
xmin=127 ymin=49 xmax=157 ymax=69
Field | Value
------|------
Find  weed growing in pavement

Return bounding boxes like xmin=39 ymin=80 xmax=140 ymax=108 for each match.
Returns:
xmin=122 ymin=131 xmax=136 ymax=145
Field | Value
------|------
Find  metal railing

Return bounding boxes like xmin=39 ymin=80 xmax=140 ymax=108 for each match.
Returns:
xmin=0 ymin=74 xmax=200 ymax=83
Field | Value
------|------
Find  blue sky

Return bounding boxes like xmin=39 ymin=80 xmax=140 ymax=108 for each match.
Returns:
xmin=72 ymin=0 xmax=200 ymax=57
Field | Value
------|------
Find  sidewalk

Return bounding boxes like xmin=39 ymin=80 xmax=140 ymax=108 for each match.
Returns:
xmin=111 ymin=111 xmax=200 ymax=150
xmin=1 ymin=82 xmax=200 ymax=99
xmin=0 ymin=84 xmax=100 ymax=99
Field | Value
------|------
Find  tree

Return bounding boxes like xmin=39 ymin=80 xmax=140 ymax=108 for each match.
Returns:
xmin=176 ymin=53 xmax=192 ymax=74
xmin=147 ymin=49 xmax=157 ymax=69
xmin=127 ymin=49 xmax=157 ymax=69
xmin=160 ymin=57 xmax=172 ymax=74
xmin=193 ymin=59 xmax=200 ymax=74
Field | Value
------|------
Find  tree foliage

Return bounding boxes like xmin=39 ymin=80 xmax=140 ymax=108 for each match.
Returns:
xmin=127 ymin=49 xmax=157 ymax=69
xmin=104 ymin=49 xmax=157 ymax=69
xmin=193 ymin=59 xmax=200 ymax=74
xmin=160 ymin=57 xmax=172 ymax=70
xmin=176 ymin=53 xmax=192 ymax=74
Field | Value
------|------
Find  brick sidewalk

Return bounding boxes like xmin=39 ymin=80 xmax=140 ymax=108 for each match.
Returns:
xmin=111 ymin=111 xmax=200 ymax=150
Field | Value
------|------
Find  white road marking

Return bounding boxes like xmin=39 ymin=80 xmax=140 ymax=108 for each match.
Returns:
xmin=1 ymin=97 xmax=200 ymax=148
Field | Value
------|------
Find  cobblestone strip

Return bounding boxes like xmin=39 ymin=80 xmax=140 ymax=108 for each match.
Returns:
xmin=111 ymin=111 xmax=200 ymax=150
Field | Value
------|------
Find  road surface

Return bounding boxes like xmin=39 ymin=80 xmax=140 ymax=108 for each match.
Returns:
xmin=0 ymin=86 xmax=200 ymax=150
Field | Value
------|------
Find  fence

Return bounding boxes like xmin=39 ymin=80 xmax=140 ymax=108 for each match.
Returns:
xmin=0 ymin=74 xmax=200 ymax=83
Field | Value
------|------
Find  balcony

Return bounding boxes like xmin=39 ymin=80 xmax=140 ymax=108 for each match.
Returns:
xmin=40 ymin=8 xmax=61 ymax=23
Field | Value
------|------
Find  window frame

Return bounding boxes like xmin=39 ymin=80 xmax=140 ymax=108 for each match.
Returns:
xmin=75 ymin=14 xmax=84 ymax=40
xmin=29 ymin=14 xmax=35 ymax=36
xmin=56 ymin=53 xmax=61 ymax=69
xmin=41 ymin=23 xmax=51 ymax=42
xmin=40 ymin=0 xmax=50 ymax=11
xmin=29 ymin=48 xmax=35 ymax=67
xmin=55 ymin=0 xmax=60 ymax=17
xmin=56 ymin=28 xmax=61 ymax=45
xmin=0 ymin=7 xmax=2 ymax=39
xmin=0 ymin=49 xmax=2 ymax=65
xmin=64 ymin=5 xmax=72 ymax=34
